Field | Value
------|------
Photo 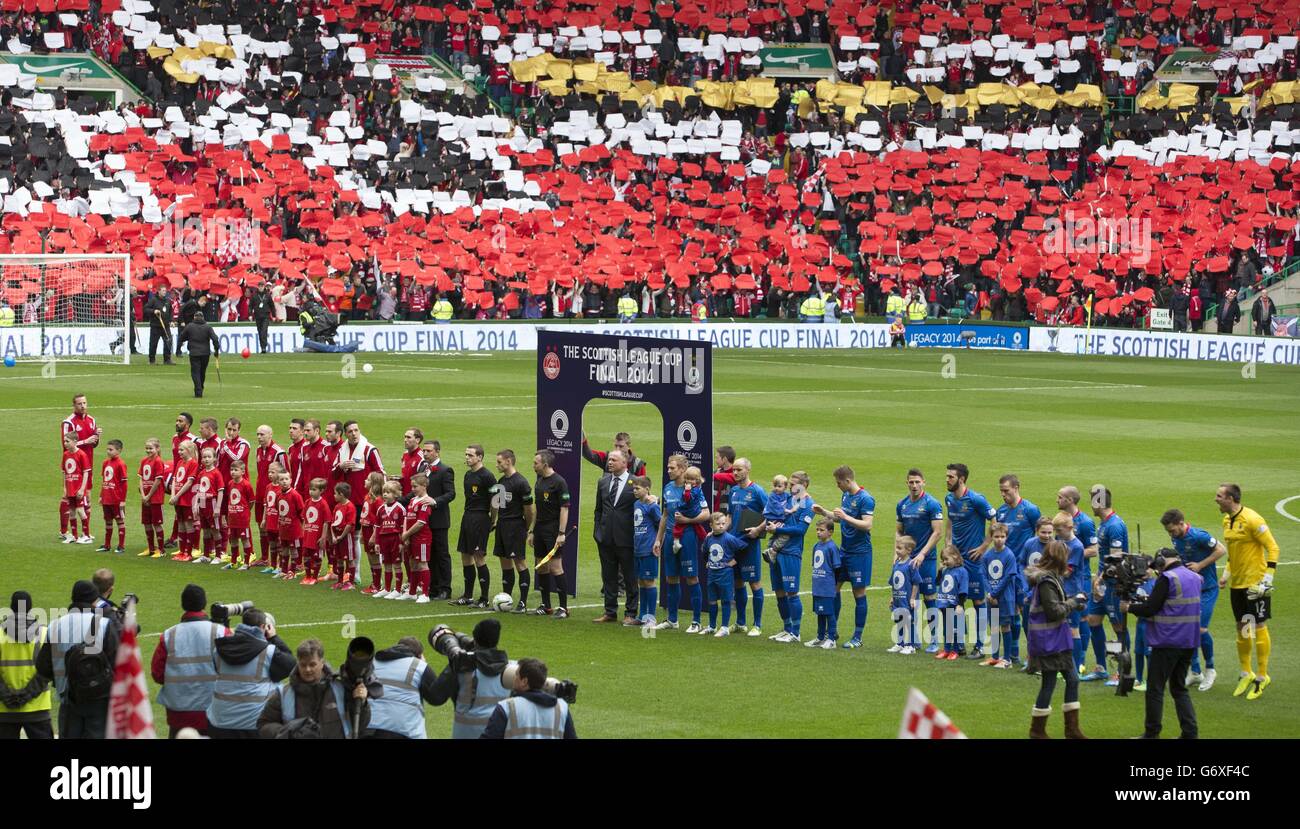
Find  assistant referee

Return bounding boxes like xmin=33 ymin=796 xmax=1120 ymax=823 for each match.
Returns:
xmin=1215 ymin=483 xmax=1281 ymax=700
xmin=177 ymin=312 xmax=221 ymax=399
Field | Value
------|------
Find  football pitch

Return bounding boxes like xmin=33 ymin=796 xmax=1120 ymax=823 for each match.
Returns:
xmin=4 ymin=347 xmax=1298 ymax=738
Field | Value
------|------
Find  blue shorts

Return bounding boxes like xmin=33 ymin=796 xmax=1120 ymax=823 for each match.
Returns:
xmin=963 ymin=560 xmax=986 ymax=601
xmin=1068 ymin=610 xmax=1083 ymax=629
xmin=1088 ymin=589 xmax=1124 ymax=624
xmin=839 ymin=552 xmax=871 ymax=589
xmin=774 ymin=552 xmax=801 ymax=593
xmin=916 ymin=556 xmax=936 ymax=596
xmin=813 ymin=596 xmax=835 ymax=616
xmin=635 ymin=555 xmax=659 ymax=581
xmin=735 ymin=544 xmax=762 ymax=583
xmin=663 ymin=535 xmax=699 ymax=579
xmin=1199 ymin=581 xmax=1218 ymax=629
xmin=706 ymin=577 xmax=732 ymax=603
xmin=986 ymin=590 xmax=1016 ymax=627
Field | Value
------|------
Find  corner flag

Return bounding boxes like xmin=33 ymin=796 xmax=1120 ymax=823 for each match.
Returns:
xmin=898 ymin=687 xmax=966 ymax=739
xmin=106 ymin=603 xmax=155 ymax=739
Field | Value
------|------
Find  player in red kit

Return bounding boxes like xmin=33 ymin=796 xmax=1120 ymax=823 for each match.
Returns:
xmin=400 ymin=473 xmax=434 ymax=603
xmin=168 ymin=412 xmax=197 ymax=548
xmin=260 ymin=462 xmax=285 ymax=574
xmin=399 ymin=427 xmax=423 ymax=495
xmin=223 ymin=461 xmax=255 ymax=569
xmin=193 ymin=447 xmax=225 ymax=564
xmin=195 ymin=417 xmax=221 ymax=460
xmin=284 ymin=418 xmax=307 ymax=499
xmin=298 ymin=419 xmax=326 ymax=499
xmin=329 ymin=482 xmax=358 ymax=590
xmin=61 ymin=393 xmax=100 ymax=541
xmin=276 ymin=468 xmax=305 ymax=579
xmin=253 ymin=425 xmax=285 ymax=567
xmin=371 ymin=481 xmax=407 ymax=597
xmin=61 ymin=433 xmax=92 ymax=544
xmin=359 ymin=472 xmax=385 ymax=594
xmin=169 ymin=440 xmax=200 ymax=561
xmin=300 ymin=478 xmax=329 ymax=585
xmin=138 ymin=438 xmax=167 ymax=557
xmin=95 ymin=439 xmax=128 ymax=553
xmin=218 ymin=417 xmax=252 ymax=559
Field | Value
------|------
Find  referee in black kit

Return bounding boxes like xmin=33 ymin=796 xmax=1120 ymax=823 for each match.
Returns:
xmin=530 ymin=450 xmax=571 ymax=617
xmin=177 ymin=311 xmax=220 ymax=398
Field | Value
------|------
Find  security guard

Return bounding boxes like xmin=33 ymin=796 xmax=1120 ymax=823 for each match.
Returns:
xmin=906 ymin=289 xmax=928 ymax=322
xmin=151 ymin=584 xmax=229 ymax=738
xmin=617 ymin=293 xmax=638 ymax=322
xmin=430 ymin=618 xmax=509 ymax=739
xmin=432 ymin=294 xmax=455 ymax=323
xmin=206 ymin=607 xmax=294 ymax=739
xmin=365 ymin=636 xmax=440 ymax=739
xmin=798 ymin=292 xmax=825 ymax=322
xmin=1123 ymin=551 xmax=1202 ymax=739
xmin=884 ymin=286 xmax=906 ymax=319
xmin=36 ymin=580 xmax=121 ymax=739
xmin=0 ymin=591 xmax=52 ymax=739
xmin=481 ymin=657 xmax=576 ymax=739
xmin=0 ymin=300 xmax=14 ymax=327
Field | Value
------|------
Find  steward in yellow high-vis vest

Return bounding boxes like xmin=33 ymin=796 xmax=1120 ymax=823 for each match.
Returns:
xmin=0 ymin=591 xmax=53 ymax=739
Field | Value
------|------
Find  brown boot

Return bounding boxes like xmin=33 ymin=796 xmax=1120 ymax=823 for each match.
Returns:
xmin=1030 ymin=707 xmax=1051 ymax=739
xmin=1063 ymin=701 xmax=1088 ymax=739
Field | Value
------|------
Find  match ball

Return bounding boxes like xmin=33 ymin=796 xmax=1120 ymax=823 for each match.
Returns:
xmin=362 ymin=363 xmax=373 ymax=373
xmin=240 ymin=347 xmax=250 ymax=359
xmin=492 ymin=593 xmax=514 ymax=612
xmin=2 ymin=356 xmax=14 ymax=368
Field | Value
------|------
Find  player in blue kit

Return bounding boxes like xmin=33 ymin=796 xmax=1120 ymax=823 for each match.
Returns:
xmin=630 ymin=476 xmax=662 ymax=627
xmin=1162 ymin=508 xmax=1228 ymax=691
xmin=1083 ymin=485 xmax=1130 ymax=685
xmin=701 ymin=513 xmax=748 ymax=637
xmin=981 ymin=522 xmax=1019 ymax=668
xmin=896 ymin=469 xmax=944 ymax=652
xmin=934 ymin=545 xmax=970 ymax=660
xmin=943 ymin=463 xmax=996 ymax=658
xmin=996 ymin=474 xmax=1042 ymax=557
xmin=653 ymin=455 xmax=709 ymax=633
xmin=1130 ymin=569 xmax=1160 ymax=691
xmin=1052 ymin=512 xmax=1090 ymax=673
xmin=1016 ymin=518 xmax=1056 ymax=669
xmin=1057 ymin=485 xmax=1100 ymax=671
xmin=888 ymin=536 xmax=919 ymax=653
xmin=813 ymin=465 xmax=874 ymax=649
xmin=726 ymin=458 xmax=767 ymax=637
xmin=767 ymin=471 xmax=815 ymax=643
xmin=806 ymin=519 xmax=844 ymax=650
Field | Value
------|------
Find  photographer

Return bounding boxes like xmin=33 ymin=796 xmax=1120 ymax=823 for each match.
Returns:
xmin=150 ymin=585 xmax=231 ymax=738
xmin=1121 ymin=551 xmax=1201 ymax=739
xmin=258 ymin=639 xmax=370 ymax=739
xmin=481 ymin=658 xmax=577 ymax=740
xmin=0 ymin=591 xmax=52 ymax=739
xmin=429 ymin=618 xmax=509 ymax=739
xmin=35 ymin=581 xmax=123 ymax=739
xmin=92 ymin=569 xmax=116 ymax=614
xmin=1025 ymin=542 xmax=1088 ymax=739
xmin=207 ymin=607 xmax=295 ymax=739
xmin=365 ymin=636 xmax=440 ymax=740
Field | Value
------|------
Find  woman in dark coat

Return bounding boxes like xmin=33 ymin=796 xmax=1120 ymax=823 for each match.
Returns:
xmin=1025 ymin=541 xmax=1088 ymax=739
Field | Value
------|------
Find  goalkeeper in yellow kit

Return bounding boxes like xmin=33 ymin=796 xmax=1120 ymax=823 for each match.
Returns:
xmin=1215 ymin=483 xmax=1281 ymax=700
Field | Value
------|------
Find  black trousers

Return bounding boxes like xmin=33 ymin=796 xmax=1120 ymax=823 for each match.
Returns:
xmin=189 ymin=354 xmax=210 ymax=397
xmin=429 ymin=528 xmax=451 ymax=595
xmin=0 ymin=718 xmax=53 ymax=739
xmin=1145 ymin=647 xmax=1198 ymax=738
xmin=255 ymin=316 xmax=270 ymax=352
xmin=149 ymin=325 xmax=172 ymax=362
xmin=598 ymin=540 xmax=637 ymax=618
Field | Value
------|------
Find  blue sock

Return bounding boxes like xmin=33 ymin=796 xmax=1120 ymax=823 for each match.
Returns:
xmin=853 ymin=595 xmax=867 ymax=640
xmin=787 ymin=595 xmax=803 ymax=637
xmin=667 ymin=583 xmax=680 ymax=623
xmin=1200 ymin=631 xmax=1214 ymax=670
xmin=777 ymin=595 xmax=789 ymax=631
xmin=644 ymin=586 xmax=657 ymax=621
xmin=1010 ymin=614 xmax=1023 ymax=660
xmin=689 ymin=582 xmax=703 ymax=624
xmin=828 ymin=610 xmax=839 ymax=641
xmin=708 ymin=600 xmax=718 ymax=629
xmin=752 ymin=587 xmax=764 ymax=627
xmin=1002 ymin=629 xmax=1014 ymax=660
xmin=817 ymin=614 xmax=827 ymax=640
xmin=721 ymin=601 xmax=731 ymax=628
xmin=734 ymin=586 xmax=748 ymax=626
xmin=833 ymin=592 xmax=842 ymax=628
xmin=1089 ymin=624 xmax=1107 ymax=665
xmin=637 ymin=587 xmax=646 ymax=619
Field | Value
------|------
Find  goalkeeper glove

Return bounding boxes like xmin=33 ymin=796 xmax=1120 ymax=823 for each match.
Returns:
xmin=1247 ymin=572 xmax=1275 ymax=601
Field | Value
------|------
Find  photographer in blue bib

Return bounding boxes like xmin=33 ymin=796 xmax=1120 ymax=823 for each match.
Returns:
xmin=1121 ymin=550 xmax=1203 ymax=740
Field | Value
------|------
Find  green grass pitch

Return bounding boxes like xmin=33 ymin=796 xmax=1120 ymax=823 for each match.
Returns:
xmin=3 ymin=347 xmax=1297 ymax=738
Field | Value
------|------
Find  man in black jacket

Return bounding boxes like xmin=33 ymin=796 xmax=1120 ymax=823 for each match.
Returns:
xmin=1169 ymin=286 xmax=1190 ymax=332
xmin=177 ymin=312 xmax=221 ymax=398
xmin=480 ymin=658 xmax=577 ymax=740
xmin=1216 ymin=289 xmax=1241 ymax=334
xmin=1251 ymin=289 xmax=1276 ymax=336
xmin=1121 ymin=552 xmax=1201 ymax=739
xmin=35 ymin=581 xmax=124 ymax=739
xmin=406 ymin=440 xmax=456 ymax=600
xmin=593 ymin=449 xmax=638 ymax=625
xmin=144 ymin=287 xmax=174 ymax=364
xmin=250 ymin=284 xmax=275 ymax=353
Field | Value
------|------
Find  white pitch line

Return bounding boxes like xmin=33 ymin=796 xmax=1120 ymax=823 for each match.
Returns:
xmin=1275 ymin=495 xmax=1300 ymax=524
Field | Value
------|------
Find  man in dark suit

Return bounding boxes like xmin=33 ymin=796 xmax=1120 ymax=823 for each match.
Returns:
xmin=593 ymin=449 xmax=638 ymax=625
xmin=1251 ymin=289 xmax=1276 ymax=336
xmin=407 ymin=440 xmax=456 ymax=600
xmin=144 ymin=287 xmax=174 ymax=364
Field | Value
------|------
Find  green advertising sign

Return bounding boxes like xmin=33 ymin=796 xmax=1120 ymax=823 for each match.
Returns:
xmin=759 ymin=44 xmax=837 ymax=80
xmin=1154 ymin=47 xmax=1220 ymax=84
xmin=0 ymin=53 xmax=114 ymax=82
xmin=371 ymin=53 xmax=463 ymax=92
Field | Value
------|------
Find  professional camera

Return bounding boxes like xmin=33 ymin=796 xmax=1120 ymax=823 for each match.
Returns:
xmin=1100 ymin=552 xmax=1153 ymax=600
xmin=502 ymin=661 xmax=579 ymax=705
xmin=209 ymin=601 xmax=273 ymax=628
xmin=429 ymin=624 xmax=477 ymax=673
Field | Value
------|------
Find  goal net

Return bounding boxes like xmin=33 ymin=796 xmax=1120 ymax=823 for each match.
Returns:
xmin=0 ymin=254 xmax=131 ymax=364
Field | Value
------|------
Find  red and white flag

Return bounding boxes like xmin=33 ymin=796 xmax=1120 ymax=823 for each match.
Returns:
xmin=106 ymin=604 xmax=155 ymax=739
xmin=898 ymin=687 xmax=965 ymax=739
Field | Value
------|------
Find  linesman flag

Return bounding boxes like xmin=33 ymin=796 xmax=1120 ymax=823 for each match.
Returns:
xmin=898 ymin=687 xmax=965 ymax=739
xmin=106 ymin=602 xmax=156 ymax=739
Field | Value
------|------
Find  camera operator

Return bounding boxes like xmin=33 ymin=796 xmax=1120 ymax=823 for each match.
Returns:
xmin=365 ymin=636 xmax=440 ymax=739
xmin=1025 ymin=542 xmax=1088 ymax=739
xmin=35 ymin=580 xmax=123 ymax=739
xmin=0 ymin=591 xmax=52 ymax=739
xmin=258 ymin=639 xmax=370 ymax=739
xmin=92 ymin=568 xmax=116 ymax=613
xmin=206 ymin=607 xmax=295 ymax=739
xmin=481 ymin=658 xmax=577 ymax=740
xmin=150 ymin=585 xmax=231 ymax=738
xmin=428 ymin=618 xmax=509 ymax=739
xmin=1121 ymin=551 xmax=1201 ymax=739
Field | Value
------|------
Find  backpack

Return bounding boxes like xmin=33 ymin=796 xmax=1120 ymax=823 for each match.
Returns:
xmin=63 ymin=641 xmax=114 ymax=705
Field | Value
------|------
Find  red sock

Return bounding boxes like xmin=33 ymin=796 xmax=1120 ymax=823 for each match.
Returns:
xmin=421 ymin=569 xmax=432 ymax=596
xmin=60 ymin=501 xmax=69 ymax=534
xmin=371 ymin=566 xmax=381 ymax=587
xmin=384 ymin=570 xmax=393 ymax=591
xmin=349 ymin=563 xmax=358 ymax=582
xmin=104 ymin=523 xmax=112 ymax=544
xmin=144 ymin=526 xmax=154 ymax=553
xmin=169 ymin=516 xmax=178 ymax=543
xmin=244 ymin=542 xmax=254 ymax=565
xmin=218 ymin=524 xmax=229 ymax=556
xmin=311 ymin=554 xmax=321 ymax=579
xmin=117 ymin=524 xmax=125 ymax=549
xmin=259 ymin=531 xmax=269 ymax=561
xmin=81 ymin=516 xmax=91 ymax=537
xmin=394 ymin=569 xmax=404 ymax=592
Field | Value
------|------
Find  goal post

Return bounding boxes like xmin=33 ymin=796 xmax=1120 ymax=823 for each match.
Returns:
xmin=0 ymin=254 xmax=131 ymax=364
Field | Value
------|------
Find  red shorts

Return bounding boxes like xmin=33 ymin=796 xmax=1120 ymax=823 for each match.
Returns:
xmin=198 ymin=509 xmax=220 ymax=531
xmin=406 ymin=539 xmax=429 ymax=564
xmin=101 ymin=503 xmax=123 ymax=521
xmin=377 ymin=535 xmax=401 ymax=565
xmin=65 ymin=495 xmax=85 ymax=512
xmin=278 ymin=526 xmax=301 ymax=545
xmin=141 ymin=503 xmax=164 ymax=525
xmin=227 ymin=526 xmax=252 ymax=548
xmin=254 ymin=500 xmax=265 ymax=524
xmin=174 ymin=504 xmax=193 ymax=522
xmin=302 ymin=543 xmax=320 ymax=559
xmin=360 ymin=526 xmax=373 ymax=550
xmin=333 ymin=537 xmax=356 ymax=562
